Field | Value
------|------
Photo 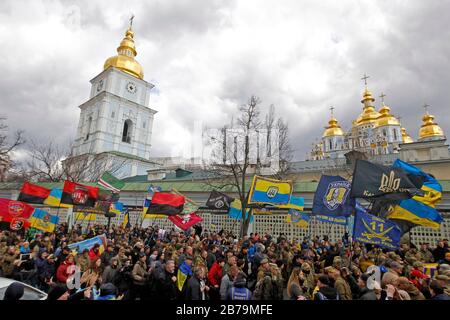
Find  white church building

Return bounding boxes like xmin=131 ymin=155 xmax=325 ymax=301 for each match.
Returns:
xmin=69 ymin=24 xmax=158 ymax=179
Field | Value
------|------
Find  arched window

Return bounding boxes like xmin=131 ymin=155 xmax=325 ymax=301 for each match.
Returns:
xmin=122 ymin=119 xmax=132 ymax=143
xmin=393 ymin=128 xmax=398 ymax=141
xmin=85 ymin=116 xmax=92 ymax=141
xmin=329 ymin=139 xmax=332 ymax=150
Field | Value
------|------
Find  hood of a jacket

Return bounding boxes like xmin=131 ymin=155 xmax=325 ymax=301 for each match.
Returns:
xmin=319 ymin=286 xmax=338 ymax=299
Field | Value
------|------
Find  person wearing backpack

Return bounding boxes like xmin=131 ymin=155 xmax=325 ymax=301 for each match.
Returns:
xmin=228 ymin=272 xmax=252 ymax=300
xmin=314 ymin=274 xmax=340 ymax=300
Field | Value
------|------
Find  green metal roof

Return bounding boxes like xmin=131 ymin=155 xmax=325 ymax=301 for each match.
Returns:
xmin=1 ymin=180 xmax=450 ymax=193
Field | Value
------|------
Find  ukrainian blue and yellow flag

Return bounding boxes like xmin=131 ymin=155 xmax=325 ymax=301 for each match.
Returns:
xmin=44 ymin=188 xmax=73 ymax=208
xmin=278 ymin=196 xmax=304 ymax=211
xmin=109 ymin=202 xmax=124 ymax=215
xmin=387 ymin=199 xmax=443 ymax=229
xmin=285 ymin=209 xmax=310 ymax=228
xmin=248 ymin=176 xmax=293 ymax=205
xmin=29 ymin=209 xmax=59 ymax=233
xmin=75 ymin=212 xmax=97 ymax=221
xmin=122 ymin=210 xmax=131 ymax=228
xmin=228 ymin=199 xmax=253 ymax=222
xmin=393 ymin=159 xmax=442 ymax=206
xmin=388 ymin=160 xmax=443 ymax=229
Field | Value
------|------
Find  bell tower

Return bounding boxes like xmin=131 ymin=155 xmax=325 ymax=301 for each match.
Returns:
xmin=69 ymin=18 xmax=158 ymax=179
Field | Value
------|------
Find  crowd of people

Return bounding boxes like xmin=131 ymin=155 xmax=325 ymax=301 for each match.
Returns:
xmin=0 ymin=222 xmax=449 ymax=300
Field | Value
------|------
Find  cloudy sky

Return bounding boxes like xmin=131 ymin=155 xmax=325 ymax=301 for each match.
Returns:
xmin=1 ymin=0 xmax=449 ymax=162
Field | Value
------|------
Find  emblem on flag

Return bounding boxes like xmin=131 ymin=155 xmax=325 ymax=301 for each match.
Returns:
xmin=8 ymin=201 xmax=25 ymax=217
xmin=324 ymin=181 xmax=351 ymax=211
xmin=266 ymin=186 xmax=279 ymax=198
xmin=72 ymin=187 xmax=89 ymax=205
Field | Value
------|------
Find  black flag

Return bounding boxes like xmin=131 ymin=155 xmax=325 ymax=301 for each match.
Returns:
xmin=350 ymin=160 xmax=422 ymax=201
xmin=206 ymin=190 xmax=234 ymax=211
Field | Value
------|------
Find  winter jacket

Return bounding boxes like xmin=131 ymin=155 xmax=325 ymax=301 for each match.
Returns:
xmin=220 ymin=273 xmax=233 ymax=300
xmin=228 ymin=277 xmax=252 ymax=300
xmin=132 ymin=261 xmax=148 ymax=285
xmin=314 ymin=286 xmax=339 ymax=300
xmin=101 ymin=251 xmax=115 ymax=266
xmin=154 ymin=270 xmax=178 ymax=300
xmin=433 ymin=294 xmax=450 ymax=300
xmin=1 ymin=252 xmax=18 ymax=277
xmin=358 ymin=287 xmax=377 ymax=300
xmin=208 ymin=262 xmax=223 ymax=287
xmin=334 ymin=276 xmax=352 ymax=300
xmin=433 ymin=246 xmax=448 ymax=262
xmin=185 ymin=276 xmax=205 ymax=300
xmin=56 ymin=261 xmax=74 ymax=283
xmin=102 ymin=265 xmax=119 ymax=284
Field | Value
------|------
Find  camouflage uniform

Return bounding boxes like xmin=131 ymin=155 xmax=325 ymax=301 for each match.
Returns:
xmin=418 ymin=249 xmax=434 ymax=263
xmin=301 ymin=262 xmax=315 ymax=299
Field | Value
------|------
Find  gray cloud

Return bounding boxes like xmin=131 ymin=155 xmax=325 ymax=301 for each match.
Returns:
xmin=0 ymin=0 xmax=449 ymax=162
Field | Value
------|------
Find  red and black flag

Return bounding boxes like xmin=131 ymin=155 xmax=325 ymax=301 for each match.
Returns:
xmin=61 ymin=180 xmax=99 ymax=207
xmin=147 ymin=192 xmax=185 ymax=216
xmin=0 ymin=198 xmax=33 ymax=230
xmin=17 ymin=182 xmax=51 ymax=204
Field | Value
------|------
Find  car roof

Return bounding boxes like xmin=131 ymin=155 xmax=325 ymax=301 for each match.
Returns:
xmin=0 ymin=277 xmax=47 ymax=296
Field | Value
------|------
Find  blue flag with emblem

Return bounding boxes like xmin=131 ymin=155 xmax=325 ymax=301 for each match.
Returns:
xmin=285 ymin=209 xmax=310 ymax=228
xmin=353 ymin=204 xmax=401 ymax=250
xmin=312 ymin=175 xmax=355 ymax=217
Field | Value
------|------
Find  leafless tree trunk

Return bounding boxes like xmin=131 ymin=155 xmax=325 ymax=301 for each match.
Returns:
xmin=0 ymin=117 xmax=25 ymax=182
xmin=204 ymin=96 xmax=292 ymax=237
xmin=22 ymin=138 xmax=129 ymax=183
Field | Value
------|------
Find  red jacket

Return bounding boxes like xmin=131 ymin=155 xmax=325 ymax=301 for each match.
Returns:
xmin=56 ymin=261 xmax=74 ymax=283
xmin=208 ymin=261 xmax=223 ymax=287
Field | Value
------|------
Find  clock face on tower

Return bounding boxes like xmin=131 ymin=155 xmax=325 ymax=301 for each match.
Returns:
xmin=126 ymin=81 xmax=137 ymax=94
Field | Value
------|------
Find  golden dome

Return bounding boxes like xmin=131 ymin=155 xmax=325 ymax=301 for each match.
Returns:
xmin=104 ymin=27 xmax=144 ymax=79
xmin=354 ymin=87 xmax=381 ymax=126
xmin=418 ymin=112 xmax=445 ymax=140
xmin=375 ymin=104 xmax=400 ymax=127
xmin=322 ymin=116 xmax=344 ymax=137
xmin=401 ymin=127 xmax=414 ymax=143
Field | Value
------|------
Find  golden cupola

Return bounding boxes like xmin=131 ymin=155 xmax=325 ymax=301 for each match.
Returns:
xmin=104 ymin=26 xmax=144 ymax=79
xmin=354 ymin=87 xmax=381 ymax=126
xmin=401 ymin=127 xmax=414 ymax=143
xmin=375 ymin=102 xmax=400 ymax=127
xmin=322 ymin=114 xmax=344 ymax=137
xmin=418 ymin=111 xmax=445 ymax=141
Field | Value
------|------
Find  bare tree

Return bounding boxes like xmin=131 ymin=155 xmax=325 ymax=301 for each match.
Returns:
xmin=204 ymin=96 xmax=292 ymax=237
xmin=23 ymin=138 xmax=130 ymax=183
xmin=0 ymin=117 xmax=25 ymax=182
xmin=26 ymin=139 xmax=68 ymax=182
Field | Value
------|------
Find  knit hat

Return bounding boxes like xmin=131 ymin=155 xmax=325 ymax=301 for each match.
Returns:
xmin=260 ymin=258 xmax=269 ymax=265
